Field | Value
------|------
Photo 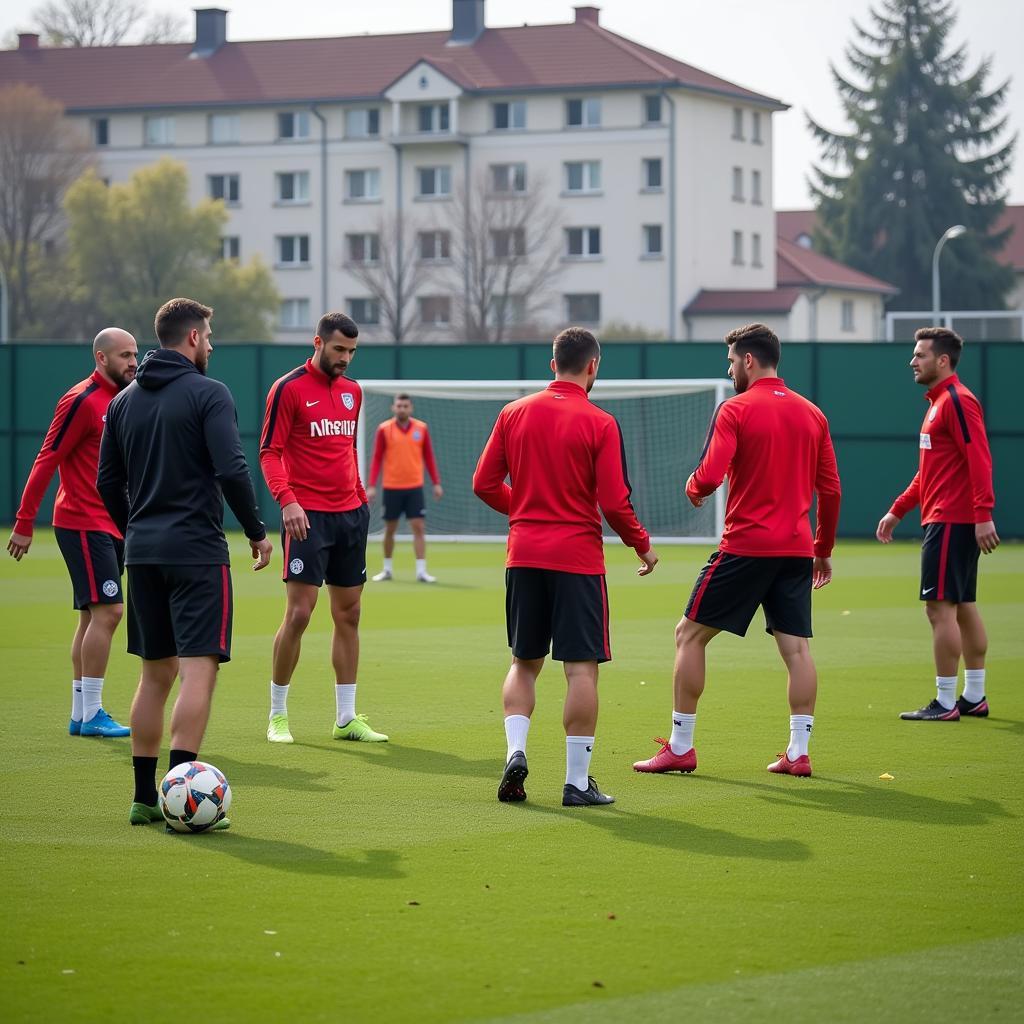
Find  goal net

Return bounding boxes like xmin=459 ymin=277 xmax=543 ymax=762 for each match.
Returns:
xmin=356 ymin=379 xmax=730 ymax=544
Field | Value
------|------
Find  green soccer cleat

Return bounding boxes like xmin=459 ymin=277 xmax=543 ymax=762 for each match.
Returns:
xmin=267 ymin=713 xmax=294 ymax=743
xmin=332 ymin=714 xmax=388 ymax=742
xmin=129 ymin=802 xmax=163 ymax=825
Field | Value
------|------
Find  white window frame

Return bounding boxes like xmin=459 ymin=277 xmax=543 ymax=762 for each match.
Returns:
xmin=208 ymin=113 xmax=240 ymax=145
xmin=220 ymin=236 xmax=240 ymax=261
xmin=565 ymin=227 xmax=601 ymax=259
xmin=487 ymin=293 xmax=527 ymax=327
xmin=564 ymin=160 xmax=601 ymax=194
xmin=418 ymin=295 xmax=452 ymax=326
xmin=566 ymin=97 xmax=601 ymax=128
xmin=642 ymin=158 xmax=662 ymax=191
xmin=752 ymin=232 xmax=763 ymax=267
xmin=490 ymin=162 xmax=527 ymax=194
xmin=144 ymin=115 xmax=174 ymax=146
xmin=280 ymin=298 xmax=311 ymax=329
xmin=564 ymin=293 xmax=600 ymax=324
xmin=347 ymin=297 xmax=380 ymax=325
xmin=492 ymin=100 xmax=526 ymax=131
xmin=642 ymin=224 xmax=663 ymax=257
xmin=346 ymin=233 xmax=380 ymax=265
xmin=751 ymin=169 xmax=762 ymax=205
xmin=345 ymin=108 xmax=380 ymax=138
xmin=842 ymin=299 xmax=855 ymax=332
xmin=276 ymin=171 xmax=310 ymax=204
xmin=491 ymin=228 xmax=526 ymax=261
xmin=92 ymin=118 xmax=109 ymax=146
xmin=416 ymin=165 xmax=452 ymax=199
xmin=277 ymin=234 xmax=311 ymax=267
xmin=643 ymin=94 xmax=662 ymax=125
xmin=418 ymin=230 xmax=451 ymax=262
xmin=732 ymin=166 xmax=744 ymax=202
xmin=732 ymin=107 xmax=744 ymax=140
xmin=752 ymin=110 xmax=763 ymax=144
xmin=732 ymin=230 xmax=744 ymax=266
xmin=277 ymin=111 xmax=311 ymax=141
xmin=417 ymin=103 xmax=450 ymax=134
xmin=208 ymin=173 xmax=240 ymax=205
xmin=345 ymin=168 xmax=381 ymax=201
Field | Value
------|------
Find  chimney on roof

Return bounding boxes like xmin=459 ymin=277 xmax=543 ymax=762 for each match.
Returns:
xmin=449 ymin=0 xmax=485 ymax=46
xmin=574 ymin=5 xmax=600 ymax=25
xmin=191 ymin=8 xmax=227 ymax=58
xmin=18 ymin=32 xmax=40 ymax=50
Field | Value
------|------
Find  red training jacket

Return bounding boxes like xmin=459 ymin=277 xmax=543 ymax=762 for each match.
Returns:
xmin=259 ymin=358 xmax=367 ymax=513
xmin=687 ymin=376 xmax=841 ymax=558
xmin=889 ymin=373 xmax=995 ymax=525
xmin=472 ymin=380 xmax=651 ymax=575
xmin=15 ymin=370 xmax=121 ymax=539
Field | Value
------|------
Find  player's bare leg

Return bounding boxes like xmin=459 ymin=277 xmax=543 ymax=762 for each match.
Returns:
xmin=129 ymin=656 xmax=177 ymax=823
xmin=767 ymin=631 xmax=816 ymax=776
xmin=374 ymin=520 xmax=398 ymax=581
xmin=955 ymin=602 xmax=990 ymax=716
xmin=169 ymin=655 xmax=218 ymax=755
xmin=330 ymin=584 xmax=386 ymax=741
xmin=78 ymin=601 xmax=130 ymax=737
xmin=901 ymin=600 xmax=964 ymax=721
xmin=410 ymin=517 xmax=434 ymax=582
xmin=498 ymin=657 xmax=542 ymax=802
xmin=272 ymin=582 xmax=319 ymax=686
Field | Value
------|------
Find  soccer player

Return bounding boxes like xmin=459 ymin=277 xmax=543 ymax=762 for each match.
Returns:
xmin=876 ymin=327 xmax=998 ymax=721
xmin=632 ymin=323 xmax=840 ymax=779
xmin=473 ymin=327 xmax=658 ymax=807
xmin=97 ymin=298 xmax=272 ymax=828
xmin=260 ymin=312 xmax=387 ymax=745
xmin=7 ymin=328 xmax=138 ymax=738
xmin=367 ymin=394 xmax=443 ymax=583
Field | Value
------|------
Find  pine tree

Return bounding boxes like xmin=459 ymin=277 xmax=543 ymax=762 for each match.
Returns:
xmin=807 ymin=0 xmax=1015 ymax=312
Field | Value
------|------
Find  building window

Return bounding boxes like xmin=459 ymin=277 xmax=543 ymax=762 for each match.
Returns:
xmin=732 ymin=230 xmax=744 ymax=265
xmin=419 ymin=295 xmax=451 ymax=326
xmin=345 ymin=168 xmax=380 ymax=200
xmin=842 ymin=299 xmax=855 ymax=331
xmin=418 ymin=230 xmax=450 ymax=262
xmin=644 ymin=95 xmax=662 ymax=125
xmin=490 ymin=162 xmax=527 ymax=194
xmin=751 ymin=169 xmax=762 ymax=205
xmin=643 ymin=224 xmax=662 ymax=257
xmin=566 ymin=97 xmax=601 ymax=128
xmin=276 ymin=171 xmax=310 ymax=204
xmin=752 ymin=233 xmax=762 ymax=267
xmin=752 ymin=111 xmax=763 ymax=144
xmin=347 ymin=298 xmax=380 ymax=325
xmin=732 ymin=166 xmax=744 ymax=201
xmin=277 ymin=235 xmax=310 ymax=266
xmin=278 ymin=111 xmax=310 ymax=140
xmin=280 ymin=298 xmax=310 ymax=328
xmin=564 ymin=160 xmax=601 ymax=194
xmin=346 ymin=233 xmax=380 ymax=265
xmin=492 ymin=228 xmax=526 ymax=260
xmin=345 ymin=108 xmax=380 ymax=138
xmin=732 ymin=107 xmax=744 ymax=140
xmin=208 ymin=173 xmax=240 ymax=204
xmin=92 ymin=118 xmax=109 ymax=146
xmin=493 ymin=101 xmax=526 ymax=130
xmin=144 ymin=115 xmax=174 ymax=146
xmin=565 ymin=227 xmax=601 ymax=258
xmin=642 ymin=158 xmax=662 ymax=190
xmin=488 ymin=294 xmax=527 ymax=326
xmin=417 ymin=103 xmax=450 ymax=134
xmin=416 ymin=166 xmax=451 ymax=198
xmin=208 ymin=114 xmax=240 ymax=144
xmin=565 ymin=293 xmax=600 ymax=324
xmin=220 ymin=236 xmax=240 ymax=261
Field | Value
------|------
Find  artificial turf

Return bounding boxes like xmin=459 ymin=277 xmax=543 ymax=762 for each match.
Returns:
xmin=2 ymin=536 xmax=1021 ymax=1023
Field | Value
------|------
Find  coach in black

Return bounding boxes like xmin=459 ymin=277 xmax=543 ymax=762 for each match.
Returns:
xmin=97 ymin=297 xmax=273 ymax=830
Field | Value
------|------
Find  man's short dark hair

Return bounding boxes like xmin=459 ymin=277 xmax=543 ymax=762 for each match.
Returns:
xmin=915 ymin=326 xmax=964 ymax=369
xmin=154 ymin=297 xmax=213 ymax=346
xmin=725 ymin=322 xmax=781 ymax=369
xmin=317 ymin=312 xmax=359 ymax=340
xmin=553 ymin=327 xmax=600 ymax=374
xmin=394 ymin=393 xmax=411 ymax=403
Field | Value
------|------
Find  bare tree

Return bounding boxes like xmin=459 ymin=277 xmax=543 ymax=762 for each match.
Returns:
xmin=0 ymin=84 xmax=92 ymax=336
xmin=31 ymin=0 xmax=185 ymax=46
xmin=442 ymin=169 xmax=564 ymax=343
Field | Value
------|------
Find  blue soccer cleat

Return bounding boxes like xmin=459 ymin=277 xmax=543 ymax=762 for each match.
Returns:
xmin=69 ymin=718 xmax=82 ymax=736
xmin=80 ymin=709 xmax=131 ymax=737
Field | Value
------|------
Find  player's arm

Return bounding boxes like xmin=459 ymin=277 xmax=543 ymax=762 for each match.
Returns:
xmin=259 ymin=379 xmax=308 ymax=540
xmin=422 ymin=425 xmax=442 ymax=498
xmin=472 ymin=412 xmax=512 ymax=515
xmin=366 ymin=424 xmax=386 ymax=502
xmin=878 ymin=472 xmax=920 ymax=542
xmin=96 ymin=403 xmax=130 ymax=537
xmin=596 ymin=419 xmax=656 ymax=574
xmin=812 ymin=424 xmax=841 ymax=588
xmin=686 ymin=402 xmax=737 ymax=507
xmin=952 ymin=392 xmax=998 ymax=552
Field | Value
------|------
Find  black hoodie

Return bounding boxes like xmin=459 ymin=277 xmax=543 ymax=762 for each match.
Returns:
xmin=98 ymin=348 xmax=266 ymax=565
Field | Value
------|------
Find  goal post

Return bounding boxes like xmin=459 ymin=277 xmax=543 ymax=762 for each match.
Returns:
xmin=356 ymin=378 xmax=730 ymax=544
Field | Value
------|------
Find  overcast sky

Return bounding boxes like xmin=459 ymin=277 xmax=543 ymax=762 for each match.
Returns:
xmin=4 ymin=0 xmax=1022 ymax=207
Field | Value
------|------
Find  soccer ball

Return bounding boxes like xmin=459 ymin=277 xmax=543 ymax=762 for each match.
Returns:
xmin=159 ymin=761 xmax=231 ymax=833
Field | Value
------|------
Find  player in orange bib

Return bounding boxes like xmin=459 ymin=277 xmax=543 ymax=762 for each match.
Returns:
xmin=366 ymin=394 xmax=443 ymax=583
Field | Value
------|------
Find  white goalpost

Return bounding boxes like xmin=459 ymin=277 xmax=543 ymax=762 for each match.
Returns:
xmin=356 ymin=378 xmax=730 ymax=545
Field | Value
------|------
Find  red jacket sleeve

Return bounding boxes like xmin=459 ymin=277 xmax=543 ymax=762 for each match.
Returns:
xmin=259 ymin=379 xmax=298 ymax=507
xmin=352 ymin=388 xmax=367 ymax=506
xmin=952 ymin=392 xmax=995 ymax=522
xmin=368 ymin=426 xmax=386 ymax=487
xmin=889 ymin=472 xmax=921 ymax=520
xmin=595 ymin=418 xmax=650 ymax=554
xmin=422 ymin=425 xmax=440 ymax=485
xmin=472 ymin=411 xmax=512 ymax=515
xmin=687 ymin=402 xmax=737 ymax=502
xmin=813 ymin=424 xmax=841 ymax=558
xmin=14 ymin=388 xmax=89 ymax=537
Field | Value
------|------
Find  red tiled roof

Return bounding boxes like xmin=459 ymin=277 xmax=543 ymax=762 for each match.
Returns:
xmin=684 ymin=287 xmax=803 ymax=316
xmin=0 ymin=19 xmax=787 ymax=111
xmin=775 ymin=209 xmax=816 ymax=244
xmin=777 ymin=237 xmax=898 ymax=294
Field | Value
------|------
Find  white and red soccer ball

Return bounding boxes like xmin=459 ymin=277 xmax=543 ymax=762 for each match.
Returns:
xmin=159 ymin=761 xmax=231 ymax=833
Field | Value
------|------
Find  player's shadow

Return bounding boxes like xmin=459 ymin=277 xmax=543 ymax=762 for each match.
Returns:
xmin=299 ymin=740 xmax=496 ymax=779
xmin=519 ymin=803 xmax=810 ymax=862
xmin=990 ymin=717 xmax=1024 ymax=737
xmin=690 ymin=774 xmax=1013 ymax=826
xmin=203 ymin=837 xmax=405 ymax=879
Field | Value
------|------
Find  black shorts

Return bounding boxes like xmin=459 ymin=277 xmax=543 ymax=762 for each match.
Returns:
xmin=54 ymin=527 xmax=125 ymax=610
xmin=920 ymin=523 xmax=980 ymax=603
xmin=382 ymin=487 xmax=426 ymax=522
xmin=685 ymin=551 xmax=813 ymax=638
xmin=505 ymin=567 xmax=611 ymax=663
xmin=127 ymin=564 xmax=233 ymax=662
xmin=282 ymin=506 xmax=369 ymax=588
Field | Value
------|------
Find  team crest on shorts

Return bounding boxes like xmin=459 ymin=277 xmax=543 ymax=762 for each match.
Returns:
xmin=341 ymin=393 xmax=355 ymax=411
xmin=289 ymin=558 xmax=305 ymax=575
xmin=102 ymin=579 xmax=119 ymax=597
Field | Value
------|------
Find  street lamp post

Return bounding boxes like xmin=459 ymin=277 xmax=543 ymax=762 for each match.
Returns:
xmin=931 ymin=224 xmax=966 ymax=325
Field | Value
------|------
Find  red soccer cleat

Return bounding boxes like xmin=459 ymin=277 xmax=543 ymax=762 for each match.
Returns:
xmin=767 ymin=752 xmax=812 ymax=777
xmin=633 ymin=738 xmax=697 ymax=774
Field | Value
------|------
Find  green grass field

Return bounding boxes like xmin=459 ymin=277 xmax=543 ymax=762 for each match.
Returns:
xmin=2 ymin=536 xmax=1022 ymax=1023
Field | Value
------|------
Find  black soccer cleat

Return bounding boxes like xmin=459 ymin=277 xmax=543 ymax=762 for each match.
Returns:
xmin=562 ymin=777 xmax=615 ymax=807
xmin=955 ymin=695 xmax=989 ymax=718
xmin=899 ymin=699 xmax=960 ymax=721
xmin=497 ymin=750 xmax=528 ymax=802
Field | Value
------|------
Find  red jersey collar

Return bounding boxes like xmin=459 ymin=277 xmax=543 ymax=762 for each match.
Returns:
xmin=90 ymin=368 xmax=119 ymax=396
xmin=749 ymin=376 xmax=785 ymax=391
xmin=926 ymin=373 xmax=960 ymax=402
xmin=547 ymin=380 xmax=588 ymax=398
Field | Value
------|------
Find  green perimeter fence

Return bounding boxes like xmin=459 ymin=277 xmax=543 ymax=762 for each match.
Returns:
xmin=1 ymin=340 xmax=1021 ymax=539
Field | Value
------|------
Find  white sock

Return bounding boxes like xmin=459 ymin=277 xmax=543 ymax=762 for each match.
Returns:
xmin=669 ymin=711 xmax=696 ymax=755
xmin=935 ymin=675 xmax=957 ymax=710
xmin=270 ymin=681 xmax=289 ymax=719
xmin=336 ymin=683 xmax=357 ymax=727
xmin=81 ymin=676 xmax=103 ymax=722
xmin=71 ymin=680 xmax=83 ymax=722
xmin=416 ymin=558 xmax=427 ymax=575
xmin=787 ymin=715 xmax=814 ymax=760
xmin=504 ymin=714 xmax=530 ymax=761
xmin=565 ymin=735 xmax=594 ymax=790
xmin=382 ymin=557 xmax=393 ymax=573
xmin=962 ymin=669 xmax=986 ymax=703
